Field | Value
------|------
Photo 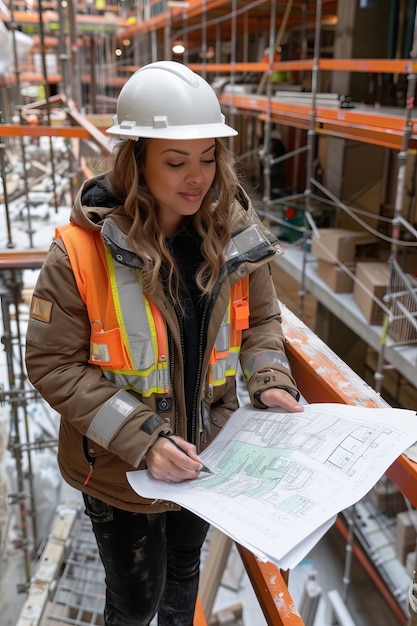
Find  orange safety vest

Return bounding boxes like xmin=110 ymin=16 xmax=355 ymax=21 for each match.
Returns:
xmin=57 ymin=223 xmax=249 ymax=397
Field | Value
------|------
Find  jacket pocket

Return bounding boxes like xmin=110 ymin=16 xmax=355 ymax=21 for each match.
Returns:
xmin=82 ymin=493 xmax=114 ymax=523
xmin=89 ymin=326 xmax=131 ymax=369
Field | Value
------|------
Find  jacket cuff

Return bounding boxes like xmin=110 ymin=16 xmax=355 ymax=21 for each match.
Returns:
xmin=87 ymin=389 xmax=170 ymax=448
xmin=253 ymin=386 xmax=301 ymax=409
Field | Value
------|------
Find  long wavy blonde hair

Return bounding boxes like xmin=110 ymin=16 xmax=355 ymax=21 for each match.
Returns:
xmin=106 ymin=137 xmax=238 ymax=306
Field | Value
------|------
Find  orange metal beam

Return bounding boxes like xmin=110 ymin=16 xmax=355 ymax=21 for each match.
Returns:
xmin=386 ymin=454 xmax=417 ymax=510
xmin=189 ymin=62 xmax=289 ymax=73
xmin=220 ymin=93 xmax=413 ymax=134
xmin=0 ymin=124 xmax=94 ymax=139
xmin=2 ymin=72 xmax=124 ymax=87
xmin=316 ymin=122 xmax=408 ymax=151
xmin=0 ymin=250 xmax=48 ymax=270
xmin=319 ymin=58 xmax=417 ymax=74
xmin=3 ymin=9 xmax=127 ymax=27
xmin=219 ymin=93 xmax=415 ymax=150
xmin=0 ymin=118 xmax=112 ymax=155
xmin=281 ymin=306 xmax=387 ymax=407
xmin=237 ymin=545 xmax=304 ymax=626
xmin=0 ymin=73 xmax=62 ymax=87
xmin=314 ymin=105 xmax=411 ymax=134
xmin=189 ymin=58 xmax=417 ymax=75
xmin=193 ymin=596 xmax=208 ymax=626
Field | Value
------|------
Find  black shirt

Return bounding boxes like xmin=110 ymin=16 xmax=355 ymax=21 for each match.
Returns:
xmin=167 ymin=225 xmax=207 ymax=441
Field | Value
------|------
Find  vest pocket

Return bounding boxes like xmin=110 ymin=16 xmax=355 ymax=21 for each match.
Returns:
xmin=89 ymin=327 xmax=131 ymax=369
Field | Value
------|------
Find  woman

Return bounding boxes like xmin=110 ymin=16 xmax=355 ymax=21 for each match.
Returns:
xmin=25 ymin=61 xmax=303 ymax=626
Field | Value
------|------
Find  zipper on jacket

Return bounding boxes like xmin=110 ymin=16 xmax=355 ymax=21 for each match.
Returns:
xmin=168 ymin=329 xmax=179 ymax=436
xmin=177 ymin=312 xmax=187 ymax=439
xmin=172 ymin=302 xmax=202 ymax=446
xmin=190 ymin=295 xmax=211 ymax=447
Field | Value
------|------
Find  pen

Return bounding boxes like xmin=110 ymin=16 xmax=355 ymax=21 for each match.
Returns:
xmin=159 ymin=433 xmax=213 ymax=474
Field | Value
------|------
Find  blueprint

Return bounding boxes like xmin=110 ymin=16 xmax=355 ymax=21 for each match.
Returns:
xmin=128 ymin=403 xmax=417 ymax=570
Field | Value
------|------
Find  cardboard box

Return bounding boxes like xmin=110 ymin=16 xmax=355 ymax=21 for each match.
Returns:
xmin=311 ymin=229 xmax=377 ymax=264
xmin=317 ymin=259 xmax=355 ymax=293
xmin=353 ymin=262 xmax=390 ymax=324
xmin=368 ymin=479 xmax=407 ymax=516
xmin=395 ymin=510 xmax=417 ymax=564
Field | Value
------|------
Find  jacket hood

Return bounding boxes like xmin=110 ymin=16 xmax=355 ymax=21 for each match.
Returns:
xmin=70 ymin=174 xmax=132 ymax=233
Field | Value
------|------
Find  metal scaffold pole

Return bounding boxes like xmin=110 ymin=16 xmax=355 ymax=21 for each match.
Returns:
xmin=37 ymin=0 xmax=59 ymax=213
xmin=260 ymin=0 xmax=277 ymax=212
xmin=0 ymin=271 xmax=33 ymax=584
xmin=56 ymin=0 xmax=72 ymax=103
xmin=0 ymin=134 xmax=14 ymax=249
xmin=375 ymin=5 xmax=417 ymax=394
xmin=260 ymin=0 xmax=292 ymax=219
xmin=227 ymin=0 xmax=237 ymax=152
xmin=67 ymin=0 xmax=83 ymax=110
xmin=299 ymin=0 xmax=322 ymax=319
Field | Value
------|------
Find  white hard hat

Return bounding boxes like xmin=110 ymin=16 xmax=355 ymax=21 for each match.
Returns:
xmin=106 ymin=61 xmax=238 ymax=140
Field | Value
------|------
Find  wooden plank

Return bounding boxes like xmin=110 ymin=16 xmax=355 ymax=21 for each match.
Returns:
xmin=15 ymin=507 xmax=80 ymax=626
xmin=49 ymin=506 xmax=78 ymax=542
xmin=33 ymin=541 xmax=66 ymax=585
xmin=199 ymin=530 xmax=233 ymax=618
xmin=15 ymin=585 xmax=50 ymax=626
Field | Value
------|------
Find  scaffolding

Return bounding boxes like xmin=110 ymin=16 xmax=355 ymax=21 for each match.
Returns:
xmin=1 ymin=1 xmax=417 ymax=625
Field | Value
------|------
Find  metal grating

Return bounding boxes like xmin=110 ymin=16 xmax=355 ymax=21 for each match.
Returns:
xmin=388 ymin=259 xmax=417 ymax=345
xmin=41 ymin=516 xmax=105 ymax=626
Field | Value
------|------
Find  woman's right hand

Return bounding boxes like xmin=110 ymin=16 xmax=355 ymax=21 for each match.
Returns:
xmin=146 ymin=435 xmax=204 ymax=482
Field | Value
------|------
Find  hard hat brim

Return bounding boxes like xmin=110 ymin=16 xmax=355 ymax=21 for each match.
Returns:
xmin=106 ymin=122 xmax=238 ymax=140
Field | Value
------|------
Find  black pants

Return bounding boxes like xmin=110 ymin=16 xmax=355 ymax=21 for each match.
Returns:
xmin=83 ymin=494 xmax=209 ymax=626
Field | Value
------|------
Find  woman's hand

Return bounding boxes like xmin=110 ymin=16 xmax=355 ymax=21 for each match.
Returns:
xmin=259 ymin=388 xmax=304 ymax=412
xmin=146 ymin=435 xmax=204 ymax=482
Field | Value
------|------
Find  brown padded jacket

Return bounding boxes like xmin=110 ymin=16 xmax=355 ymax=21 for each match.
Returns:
xmin=25 ymin=176 xmax=299 ymax=513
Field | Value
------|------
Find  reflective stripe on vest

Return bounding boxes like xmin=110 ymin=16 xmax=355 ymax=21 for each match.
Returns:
xmin=57 ymin=224 xmax=170 ymax=398
xmin=208 ymin=275 xmax=249 ymax=391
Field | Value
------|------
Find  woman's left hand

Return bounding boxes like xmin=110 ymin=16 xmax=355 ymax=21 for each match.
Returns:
xmin=259 ymin=388 xmax=304 ymax=412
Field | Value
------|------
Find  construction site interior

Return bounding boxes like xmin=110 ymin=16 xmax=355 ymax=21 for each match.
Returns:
xmin=1 ymin=1 xmax=417 ymax=625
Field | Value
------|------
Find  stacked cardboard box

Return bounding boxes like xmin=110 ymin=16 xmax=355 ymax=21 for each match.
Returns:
xmin=368 ymin=479 xmax=408 ymax=517
xmin=353 ymin=262 xmax=390 ymax=324
xmin=395 ymin=509 xmax=417 ymax=564
xmin=317 ymin=259 xmax=355 ymax=293
xmin=312 ymin=229 xmax=378 ymax=293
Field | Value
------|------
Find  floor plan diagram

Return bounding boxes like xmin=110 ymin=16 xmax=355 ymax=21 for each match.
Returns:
xmin=128 ymin=403 xmax=417 ymax=569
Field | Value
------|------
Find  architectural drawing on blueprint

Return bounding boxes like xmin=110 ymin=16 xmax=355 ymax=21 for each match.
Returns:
xmin=128 ymin=403 xmax=417 ymax=570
